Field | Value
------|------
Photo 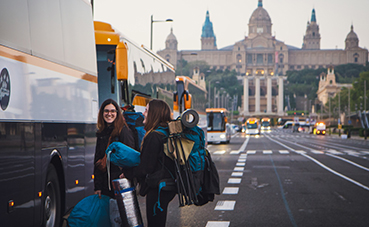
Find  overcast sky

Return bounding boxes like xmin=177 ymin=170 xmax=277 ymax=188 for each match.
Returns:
xmin=93 ymin=0 xmax=369 ymax=54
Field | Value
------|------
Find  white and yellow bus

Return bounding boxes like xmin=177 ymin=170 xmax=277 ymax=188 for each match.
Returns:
xmin=246 ymin=118 xmax=261 ymax=135
xmin=261 ymin=117 xmax=271 ymax=132
xmin=206 ymin=108 xmax=232 ymax=143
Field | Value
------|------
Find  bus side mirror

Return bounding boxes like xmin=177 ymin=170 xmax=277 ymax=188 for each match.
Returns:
xmin=116 ymin=41 xmax=128 ymax=80
xmin=184 ymin=93 xmax=192 ymax=110
xmin=173 ymin=92 xmax=178 ymax=111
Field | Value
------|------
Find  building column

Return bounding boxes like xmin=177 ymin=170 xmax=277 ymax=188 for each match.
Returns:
xmin=278 ymin=76 xmax=284 ymax=114
xmin=255 ymin=76 xmax=260 ymax=113
xmin=243 ymin=77 xmax=249 ymax=114
xmin=267 ymin=76 xmax=272 ymax=113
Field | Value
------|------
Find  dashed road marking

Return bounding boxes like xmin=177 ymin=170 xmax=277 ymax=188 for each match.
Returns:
xmin=231 ymin=172 xmax=243 ymax=177
xmin=228 ymin=178 xmax=242 ymax=184
xmin=215 ymin=201 xmax=236 ymax=211
xmin=263 ymin=150 xmax=272 ymax=154
xmin=206 ymin=221 xmax=230 ymax=227
xmin=234 ymin=167 xmax=244 ymax=171
xmin=222 ymin=187 xmax=239 ymax=194
xmin=279 ymin=150 xmax=289 ymax=154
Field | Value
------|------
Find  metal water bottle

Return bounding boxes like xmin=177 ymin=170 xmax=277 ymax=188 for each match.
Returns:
xmin=112 ymin=178 xmax=143 ymax=227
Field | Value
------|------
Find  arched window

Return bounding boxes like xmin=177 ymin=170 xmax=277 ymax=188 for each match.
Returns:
xmin=236 ymin=54 xmax=242 ymax=63
xmin=165 ymin=54 xmax=170 ymax=63
xmin=279 ymin=54 xmax=284 ymax=64
xmin=353 ymin=53 xmax=359 ymax=63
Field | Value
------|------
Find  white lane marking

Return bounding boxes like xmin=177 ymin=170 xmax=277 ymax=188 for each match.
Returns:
xmin=230 ymin=150 xmax=239 ymax=154
xmin=215 ymin=201 xmax=236 ymax=211
xmin=206 ymin=221 xmax=230 ymax=227
xmin=311 ymin=150 xmax=324 ymax=154
xmin=234 ymin=167 xmax=244 ymax=171
xmin=236 ymin=162 xmax=246 ymax=166
xmin=214 ymin=150 xmax=226 ymax=155
xmin=295 ymin=150 xmax=306 ymax=154
xmin=223 ymin=187 xmax=239 ymax=194
xmin=326 ymin=153 xmax=369 ymax=172
xmin=247 ymin=150 xmax=256 ymax=154
xmin=279 ymin=150 xmax=289 ymax=154
xmin=238 ymin=158 xmax=246 ymax=162
xmin=228 ymin=178 xmax=242 ymax=184
xmin=263 ymin=150 xmax=272 ymax=154
xmin=238 ymin=137 xmax=250 ymax=153
xmin=266 ymin=135 xmax=369 ymax=191
xmin=231 ymin=172 xmax=243 ymax=177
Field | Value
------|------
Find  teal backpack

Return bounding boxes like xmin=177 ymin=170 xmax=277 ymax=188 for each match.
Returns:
xmin=156 ymin=124 xmax=220 ymax=206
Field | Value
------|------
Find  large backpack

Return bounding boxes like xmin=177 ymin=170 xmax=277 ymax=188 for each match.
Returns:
xmin=157 ymin=124 xmax=220 ymax=206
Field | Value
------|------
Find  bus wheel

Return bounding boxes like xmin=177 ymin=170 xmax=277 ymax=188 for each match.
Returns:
xmin=43 ymin=165 xmax=61 ymax=227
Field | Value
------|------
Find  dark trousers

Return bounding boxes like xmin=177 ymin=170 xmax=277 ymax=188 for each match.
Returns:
xmin=146 ymin=187 xmax=176 ymax=227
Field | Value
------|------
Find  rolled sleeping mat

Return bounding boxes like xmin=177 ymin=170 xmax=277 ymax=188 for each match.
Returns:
xmin=112 ymin=178 xmax=143 ymax=227
xmin=181 ymin=109 xmax=199 ymax=128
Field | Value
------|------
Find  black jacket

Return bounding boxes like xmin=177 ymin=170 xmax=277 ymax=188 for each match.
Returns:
xmin=124 ymin=131 xmax=175 ymax=191
xmin=94 ymin=125 xmax=134 ymax=198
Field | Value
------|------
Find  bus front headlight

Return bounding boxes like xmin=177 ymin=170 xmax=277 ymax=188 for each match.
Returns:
xmin=220 ymin=134 xmax=226 ymax=139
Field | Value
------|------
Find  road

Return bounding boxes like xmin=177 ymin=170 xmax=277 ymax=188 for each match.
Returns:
xmin=138 ymin=129 xmax=369 ymax=227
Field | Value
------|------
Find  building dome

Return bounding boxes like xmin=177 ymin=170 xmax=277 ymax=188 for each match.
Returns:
xmin=345 ymin=25 xmax=359 ymax=49
xmin=166 ymin=27 xmax=177 ymax=42
xmin=248 ymin=0 xmax=272 ymax=37
xmin=165 ymin=28 xmax=178 ymax=50
xmin=346 ymin=25 xmax=358 ymax=40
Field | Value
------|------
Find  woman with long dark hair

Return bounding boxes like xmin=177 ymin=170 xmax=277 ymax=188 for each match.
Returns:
xmin=94 ymin=99 xmax=134 ymax=198
xmin=124 ymin=99 xmax=176 ymax=227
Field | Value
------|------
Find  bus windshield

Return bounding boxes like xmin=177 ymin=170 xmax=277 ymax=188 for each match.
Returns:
xmin=207 ymin=112 xmax=225 ymax=131
xmin=247 ymin=122 xmax=258 ymax=129
xmin=261 ymin=121 xmax=270 ymax=127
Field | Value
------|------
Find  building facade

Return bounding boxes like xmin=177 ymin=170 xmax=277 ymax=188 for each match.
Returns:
xmin=158 ymin=0 xmax=368 ymax=116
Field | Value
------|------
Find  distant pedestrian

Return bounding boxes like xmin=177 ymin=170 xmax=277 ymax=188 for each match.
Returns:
xmin=94 ymin=99 xmax=134 ymax=198
xmin=123 ymin=99 xmax=176 ymax=227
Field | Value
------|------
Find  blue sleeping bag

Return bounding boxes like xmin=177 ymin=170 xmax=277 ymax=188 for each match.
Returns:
xmin=67 ymin=194 xmax=111 ymax=227
xmin=106 ymin=142 xmax=141 ymax=168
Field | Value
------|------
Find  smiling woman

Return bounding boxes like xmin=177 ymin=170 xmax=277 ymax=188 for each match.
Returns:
xmin=94 ymin=98 xmax=135 ymax=199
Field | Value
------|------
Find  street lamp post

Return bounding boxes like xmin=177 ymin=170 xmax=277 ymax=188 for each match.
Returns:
xmin=150 ymin=15 xmax=173 ymax=50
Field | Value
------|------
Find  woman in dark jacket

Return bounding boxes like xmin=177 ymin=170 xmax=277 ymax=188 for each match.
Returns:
xmin=124 ymin=99 xmax=176 ymax=227
xmin=94 ymin=99 xmax=134 ymax=198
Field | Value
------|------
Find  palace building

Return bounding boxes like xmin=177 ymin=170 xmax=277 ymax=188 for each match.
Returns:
xmin=158 ymin=0 xmax=368 ymax=116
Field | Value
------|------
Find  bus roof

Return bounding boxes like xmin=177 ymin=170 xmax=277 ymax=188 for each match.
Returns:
xmin=176 ymin=76 xmax=207 ymax=92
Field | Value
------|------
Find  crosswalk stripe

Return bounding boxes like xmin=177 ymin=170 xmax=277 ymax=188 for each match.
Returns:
xmin=238 ymin=158 xmax=246 ymax=162
xmin=214 ymin=150 xmax=226 ymax=155
xmin=326 ymin=149 xmax=343 ymax=155
xmin=236 ymin=162 xmax=246 ymax=166
xmin=310 ymin=150 xmax=324 ymax=154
